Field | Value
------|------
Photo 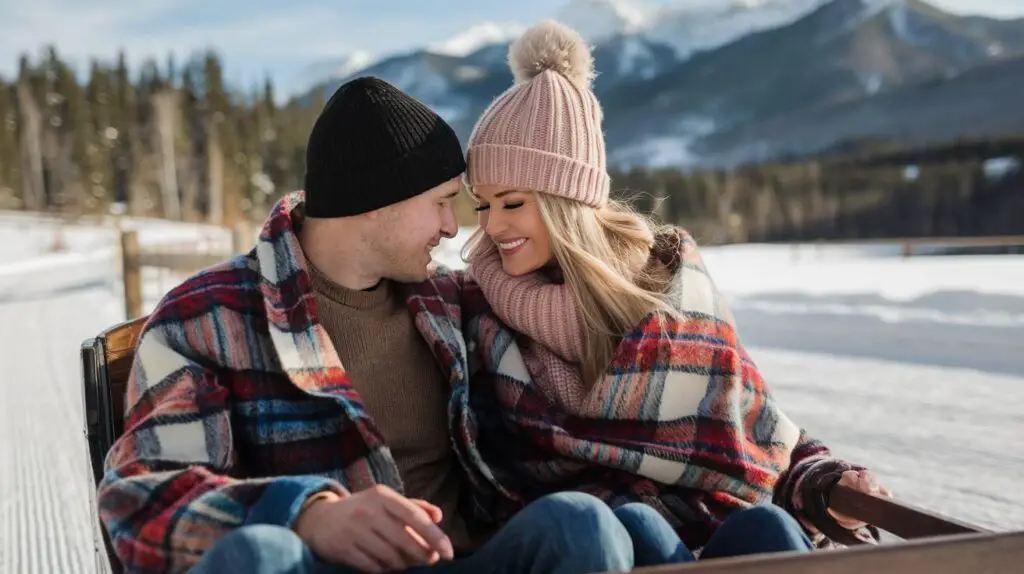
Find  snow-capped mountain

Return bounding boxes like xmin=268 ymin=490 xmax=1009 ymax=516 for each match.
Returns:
xmin=550 ymin=0 xmax=832 ymax=59
xmin=646 ymin=0 xmax=829 ymax=57
xmin=555 ymin=0 xmax=657 ymax=41
xmin=299 ymin=0 xmax=1024 ymax=167
xmin=427 ymin=22 xmax=526 ymax=57
xmin=299 ymin=51 xmax=378 ymax=91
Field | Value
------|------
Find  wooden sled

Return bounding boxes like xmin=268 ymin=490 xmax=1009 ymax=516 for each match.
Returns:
xmin=81 ymin=317 xmax=1023 ymax=574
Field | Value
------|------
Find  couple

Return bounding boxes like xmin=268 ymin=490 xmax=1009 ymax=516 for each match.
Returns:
xmin=96 ymin=20 xmax=889 ymax=574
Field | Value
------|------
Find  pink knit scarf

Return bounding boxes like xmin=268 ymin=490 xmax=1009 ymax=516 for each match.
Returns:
xmin=467 ymin=248 xmax=589 ymax=412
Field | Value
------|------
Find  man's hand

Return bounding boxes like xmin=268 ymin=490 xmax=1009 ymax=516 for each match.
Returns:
xmin=828 ymin=469 xmax=893 ymax=530
xmin=293 ymin=485 xmax=454 ymax=573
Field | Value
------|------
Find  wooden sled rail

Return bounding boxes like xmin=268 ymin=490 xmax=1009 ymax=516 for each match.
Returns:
xmin=829 ymin=483 xmax=989 ymax=540
xmin=615 ymin=486 xmax=1014 ymax=574
xmin=629 ymin=530 xmax=1024 ymax=574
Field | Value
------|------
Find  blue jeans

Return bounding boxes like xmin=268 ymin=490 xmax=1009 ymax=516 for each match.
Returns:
xmin=189 ymin=491 xmax=634 ymax=574
xmin=613 ymin=503 xmax=814 ymax=566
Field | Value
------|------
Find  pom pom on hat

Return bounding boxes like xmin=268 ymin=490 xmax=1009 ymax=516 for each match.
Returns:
xmin=508 ymin=20 xmax=595 ymax=87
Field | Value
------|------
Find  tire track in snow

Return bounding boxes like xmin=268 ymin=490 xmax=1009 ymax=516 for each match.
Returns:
xmin=0 ymin=288 xmax=121 ymax=574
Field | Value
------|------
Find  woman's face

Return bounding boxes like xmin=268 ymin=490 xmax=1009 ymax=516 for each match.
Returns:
xmin=472 ymin=184 xmax=553 ymax=277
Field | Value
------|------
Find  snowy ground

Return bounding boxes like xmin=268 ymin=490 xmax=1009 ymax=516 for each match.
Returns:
xmin=0 ymin=218 xmax=1021 ymax=573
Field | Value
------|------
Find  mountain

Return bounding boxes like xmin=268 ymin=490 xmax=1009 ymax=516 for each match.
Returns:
xmin=555 ymin=0 xmax=656 ymax=40
xmin=299 ymin=51 xmax=378 ymax=91
xmin=699 ymin=53 xmax=1024 ymax=164
xmin=645 ymin=0 xmax=829 ymax=57
xmin=427 ymin=22 xmax=526 ymax=57
xmin=604 ymin=0 xmax=1024 ymax=163
xmin=299 ymin=0 xmax=1024 ymax=167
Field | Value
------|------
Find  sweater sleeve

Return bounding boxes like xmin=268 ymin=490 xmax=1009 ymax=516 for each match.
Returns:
xmin=468 ymin=249 xmax=585 ymax=364
xmin=772 ymin=430 xmax=881 ymax=547
xmin=96 ymin=322 xmax=349 ymax=573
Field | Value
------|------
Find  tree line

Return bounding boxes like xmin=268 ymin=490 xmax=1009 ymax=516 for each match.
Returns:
xmin=0 ymin=47 xmax=324 ymax=227
xmin=1 ymin=46 xmax=1021 ymax=242
xmin=615 ymin=136 xmax=1024 ymax=244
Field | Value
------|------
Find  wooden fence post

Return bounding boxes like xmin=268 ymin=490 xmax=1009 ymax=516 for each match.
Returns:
xmin=120 ymin=230 xmax=142 ymax=320
xmin=901 ymin=241 xmax=913 ymax=259
xmin=232 ymin=221 xmax=252 ymax=254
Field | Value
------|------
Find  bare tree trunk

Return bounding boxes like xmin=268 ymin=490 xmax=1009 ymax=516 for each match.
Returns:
xmin=152 ymin=89 xmax=181 ymax=220
xmin=179 ymin=153 xmax=200 ymax=221
xmin=206 ymin=117 xmax=223 ymax=225
xmin=16 ymin=83 xmax=44 ymax=211
xmin=127 ymin=122 xmax=146 ymax=217
xmin=753 ymin=185 xmax=774 ymax=240
xmin=717 ymin=172 xmax=739 ymax=243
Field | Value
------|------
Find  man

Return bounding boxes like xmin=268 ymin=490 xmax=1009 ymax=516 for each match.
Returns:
xmin=96 ymin=77 xmax=634 ymax=574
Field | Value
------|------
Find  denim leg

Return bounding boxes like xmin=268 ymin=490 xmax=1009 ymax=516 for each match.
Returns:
xmin=190 ymin=493 xmax=636 ymax=574
xmin=612 ymin=503 xmax=695 ymax=566
xmin=699 ymin=505 xmax=815 ymax=560
xmin=188 ymin=524 xmax=329 ymax=574
xmin=444 ymin=491 xmax=634 ymax=574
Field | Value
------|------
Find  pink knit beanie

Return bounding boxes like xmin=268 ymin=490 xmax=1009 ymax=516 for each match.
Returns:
xmin=466 ymin=20 xmax=610 ymax=207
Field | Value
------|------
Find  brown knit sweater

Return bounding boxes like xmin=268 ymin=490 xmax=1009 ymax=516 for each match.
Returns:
xmin=309 ymin=265 xmax=471 ymax=551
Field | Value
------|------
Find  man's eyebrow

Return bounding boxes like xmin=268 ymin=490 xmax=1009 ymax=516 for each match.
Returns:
xmin=442 ymin=189 xmax=460 ymax=198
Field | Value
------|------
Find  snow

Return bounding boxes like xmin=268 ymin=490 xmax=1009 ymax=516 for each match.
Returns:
xmin=331 ymin=51 xmax=378 ymax=79
xmin=615 ymin=36 xmax=662 ymax=78
xmin=611 ymin=136 xmax=702 ymax=167
xmin=1 ymin=216 xmax=1022 ymax=573
xmin=982 ymin=157 xmax=1021 ymax=180
xmin=829 ymin=0 xmax=901 ymax=37
xmin=552 ymin=0 xmax=828 ymax=58
xmin=699 ymin=242 xmax=1024 ymax=300
xmin=557 ymin=0 xmax=656 ymax=40
xmin=647 ymin=0 xmax=827 ymax=58
xmin=861 ymin=72 xmax=883 ymax=94
xmin=754 ymin=349 xmax=1023 ymax=533
xmin=428 ymin=22 xmax=526 ymax=57
xmin=608 ymin=115 xmax=717 ymax=168
xmin=300 ymin=50 xmax=379 ymax=86
xmin=887 ymin=0 xmax=912 ymax=42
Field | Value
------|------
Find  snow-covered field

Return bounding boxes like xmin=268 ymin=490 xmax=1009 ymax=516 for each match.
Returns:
xmin=0 ymin=216 xmax=1021 ymax=573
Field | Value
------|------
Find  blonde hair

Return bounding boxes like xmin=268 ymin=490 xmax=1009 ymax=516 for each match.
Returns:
xmin=464 ymin=193 xmax=676 ymax=384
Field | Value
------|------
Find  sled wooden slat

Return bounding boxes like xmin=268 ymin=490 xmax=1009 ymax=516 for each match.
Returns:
xmin=631 ymin=530 xmax=1024 ymax=574
xmin=829 ymin=483 xmax=989 ymax=540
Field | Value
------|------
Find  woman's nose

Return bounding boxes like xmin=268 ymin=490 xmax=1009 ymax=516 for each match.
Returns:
xmin=484 ymin=210 xmax=505 ymax=236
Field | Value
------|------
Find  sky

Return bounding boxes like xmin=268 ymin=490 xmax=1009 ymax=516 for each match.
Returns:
xmin=1 ymin=0 xmax=1022 ymax=98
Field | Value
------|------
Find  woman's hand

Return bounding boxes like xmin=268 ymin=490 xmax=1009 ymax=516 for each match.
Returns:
xmin=827 ymin=469 xmax=893 ymax=530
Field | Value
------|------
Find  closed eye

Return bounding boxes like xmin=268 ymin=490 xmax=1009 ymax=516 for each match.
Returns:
xmin=474 ymin=201 xmax=524 ymax=212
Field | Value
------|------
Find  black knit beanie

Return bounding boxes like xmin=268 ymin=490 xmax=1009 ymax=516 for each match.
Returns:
xmin=303 ymin=76 xmax=466 ymax=218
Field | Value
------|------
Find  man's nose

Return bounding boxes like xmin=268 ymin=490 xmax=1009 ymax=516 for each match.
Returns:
xmin=440 ymin=207 xmax=457 ymax=239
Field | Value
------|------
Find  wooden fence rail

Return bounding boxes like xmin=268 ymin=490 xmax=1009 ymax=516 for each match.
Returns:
xmin=785 ymin=234 xmax=1024 ymax=259
xmin=119 ymin=222 xmax=255 ymax=319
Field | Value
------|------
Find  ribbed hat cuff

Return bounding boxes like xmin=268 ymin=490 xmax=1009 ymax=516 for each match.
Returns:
xmin=467 ymin=144 xmax=609 ymax=208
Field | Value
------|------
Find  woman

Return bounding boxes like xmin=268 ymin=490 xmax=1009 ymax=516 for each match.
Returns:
xmin=459 ymin=19 xmax=892 ymax=566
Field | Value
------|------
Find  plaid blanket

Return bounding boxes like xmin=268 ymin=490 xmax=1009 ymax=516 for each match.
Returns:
xmin=96 ymin=191 xmax=506 ymax=573
xmin=458 ymin=228 xmax=869 ymax=549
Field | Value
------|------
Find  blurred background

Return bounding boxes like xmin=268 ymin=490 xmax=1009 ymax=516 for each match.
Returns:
xmin=0 ymin=1 xmax=1022 ymax=572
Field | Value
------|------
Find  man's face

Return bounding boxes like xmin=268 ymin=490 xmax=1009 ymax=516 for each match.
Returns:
xmin=368 ymin=175 xmax=462 ymax=282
